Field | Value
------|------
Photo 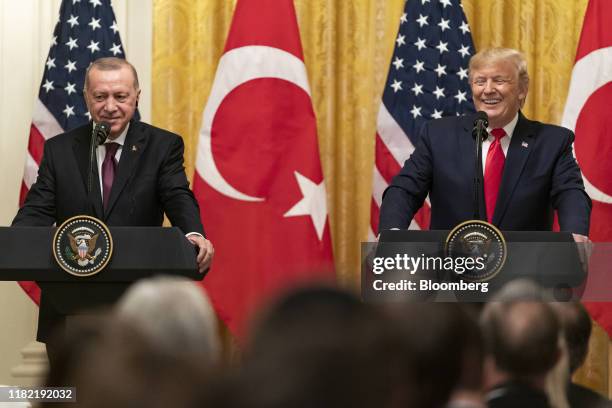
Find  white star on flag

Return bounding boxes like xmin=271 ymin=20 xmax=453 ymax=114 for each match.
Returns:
xmin=434 ymin=64 xmax=447 ymax=77
xmin=438 ymin=18 xmax=450 ymax=31
xmin=392 ymin=57 xmax=404 ymax=70
xmin=42 ymin=80 xmax=54 ymax=93
xmin=87 ymin=40 xmax=100 ymax=53
xmin=390 ymin=79 xmax=403 ymax=92
xmin=400 ymin=13 xmax=408 ymax=24
xmin=454 ymin=90 xmax=467 ymax=103
xmin=63 ymin=105 xmax=75 ymax=118
xmin=411 ymin=82 xmax=424 ymax=96
xmin=67 ymin=14 xmax=79 ymax=27
xmin=89 ymin=0 xmax=102 ymax=8
xmin=433 ymin=86 xmax=445 ymax=99
xmin=410 ymin=105 xmax=422 ymax=118
xmin=414 ymin=37 xmax=427 ymax=50
xmin=65 ymin=37 xmax=78 ymax=50
xmin=109 ymin=43 xmax=122 ymax=55
xmin=46 ymin=57 xmax=56 ymax=69
xmin=64 ymin=82 xmax=76 ymax=95
xmin=439 ymin=0 xmax=452 ymax=8
xmin=458 ymin=44 xmax=471 ymax=58
xmin=283 ymin=172 xmax=328 ymax=241
xmin=459 ymin=21 xmax=470 ymax=34
xmin=413 ymin=60 xmax=425 ymax=73
xmin=431 ymin=109 xmax=443 ymax=119
xmin=89 ymin=17 xmax=101 ymax=30
xmin=396 ymin=34 xmax=406 ymax=47
xmin=457 ymin=67 xmax=469 ymax=80
xmin=110 ymin=21 xmax=119 ymax=33
xmin=64 ymin=60 xmax=77 ymax=73
xmin=435 ymin=41 xmax=449 ymax=54
xmin=416 ymin=14 xmax=429 ymax=27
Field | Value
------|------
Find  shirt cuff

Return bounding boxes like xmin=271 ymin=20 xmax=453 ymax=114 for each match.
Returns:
xmin=185 ymin=232 xmax=205 ymax=239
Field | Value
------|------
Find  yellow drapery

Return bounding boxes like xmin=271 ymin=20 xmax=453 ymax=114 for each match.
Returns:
xmin=152 ymin=0 xmax=608 ymax=395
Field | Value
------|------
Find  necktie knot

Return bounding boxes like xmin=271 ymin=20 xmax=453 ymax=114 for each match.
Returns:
xmin=490 ymin=128 xmax=506 ymax=141
xmin=105 ymin=142 xmax=119 ymax=158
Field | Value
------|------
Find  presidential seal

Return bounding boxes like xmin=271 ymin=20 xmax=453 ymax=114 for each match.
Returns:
xmin=52 ymin=215 xmax=113 ymax=277
xmin=445 ymin=220 xmax=507 ymax=282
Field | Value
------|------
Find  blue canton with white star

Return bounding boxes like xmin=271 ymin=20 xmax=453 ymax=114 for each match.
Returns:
xmin=383 ymin=0 xmax=475 ymax=141
xmin=39 ymin=0 xmax=137 ymax=131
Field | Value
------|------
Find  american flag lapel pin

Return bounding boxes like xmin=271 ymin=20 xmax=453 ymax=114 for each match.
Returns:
xmin=521 ymin=141 xmax=529 ymax=148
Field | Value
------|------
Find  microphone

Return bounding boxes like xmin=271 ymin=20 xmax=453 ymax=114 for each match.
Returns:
xmin=472 ymin=111 xmax=488 ymax=221
xmin=87 ymin=121 xmax=111 ymax=196
xmin=472 ymin=111 xmax=488 ymax=137
xmin=93 ymin=121 xmax=111 ymax=146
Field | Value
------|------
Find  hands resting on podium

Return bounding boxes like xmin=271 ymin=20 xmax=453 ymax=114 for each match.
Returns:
xmin=187 ymin=235 xmax=215 ymax=274
xmin=572 ymin=234 xmax=592 ymax=274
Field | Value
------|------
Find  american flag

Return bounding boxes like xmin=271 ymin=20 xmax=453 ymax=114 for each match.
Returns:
xmin=19 ymin=0 xmax=131 ymax=303
xmin=370 ymin=0 xmax=475 ymax=237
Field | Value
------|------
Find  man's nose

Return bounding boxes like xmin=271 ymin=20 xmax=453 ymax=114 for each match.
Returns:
xmin=104 ymin=98 xmax=117 ymax=112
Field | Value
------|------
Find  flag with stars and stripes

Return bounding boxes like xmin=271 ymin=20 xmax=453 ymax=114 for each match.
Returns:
xmin=370 ymin=0 xmax=475 ymax=237
xmin=18 ymin=0 xmax=133 ymax=304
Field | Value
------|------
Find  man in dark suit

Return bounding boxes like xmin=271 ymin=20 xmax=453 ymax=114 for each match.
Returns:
xmin=481 ymin=301 xmax=560 ymax=408
xmin=379 ymin=48 xmax=591 ymax=240
xmin=13 ymin=57 xmax=214 ymax=348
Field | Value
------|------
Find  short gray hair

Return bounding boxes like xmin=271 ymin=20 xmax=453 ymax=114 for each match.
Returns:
xmin=84 ymin=57 xmax=139 ymax=91
xmin=116 ymin=276 xmax=220 ymax=365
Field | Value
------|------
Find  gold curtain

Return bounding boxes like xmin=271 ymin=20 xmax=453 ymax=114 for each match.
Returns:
xmin=152 ymin=0 xmax=608 ymax=395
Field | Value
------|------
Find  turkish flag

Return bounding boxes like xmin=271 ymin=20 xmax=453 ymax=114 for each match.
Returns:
xmin=562 ymin=0 xmax=612 ymax=336
xmin=192 ymin=0 xmax=335 ymax=337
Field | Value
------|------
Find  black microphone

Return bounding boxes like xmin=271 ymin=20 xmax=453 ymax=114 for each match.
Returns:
xmin=472 ymin=111 xmax=488 ymax=137
xmin=472 ymin=111 xmax=488 ymax=220
xmin=87 ymin=122 xmax=111 ymax=195
xmin=94 ymin=121 xmax=111 ymax=145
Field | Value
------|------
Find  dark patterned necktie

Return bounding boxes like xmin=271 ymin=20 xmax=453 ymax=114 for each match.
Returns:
xmin=102 ymin=142 xmax=119 ymax=210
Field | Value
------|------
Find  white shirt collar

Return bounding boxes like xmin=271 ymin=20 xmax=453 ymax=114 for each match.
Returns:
xmin=487 ymin=113 xmax=518 ymax=139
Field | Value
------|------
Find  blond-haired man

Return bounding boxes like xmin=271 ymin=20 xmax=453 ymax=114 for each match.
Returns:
xmin=379 ymin=47 xmax=591 ymax=240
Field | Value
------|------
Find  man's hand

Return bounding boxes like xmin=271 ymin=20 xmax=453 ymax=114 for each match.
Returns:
xmin=572 ymin=233 xmax=592 ymax=273
xmin=572 ymin=233 xmax=589 ymax=243
xmin=187 ymin=235 xmax=214 ymax=274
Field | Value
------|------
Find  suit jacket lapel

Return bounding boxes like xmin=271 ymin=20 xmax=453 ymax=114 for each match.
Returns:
xmin=105 ymin=121 xmax=147 ymax=218
xmin=73 ymin=124 xmax=104 ymax=218
xmin=493 ymin=112 xmax=535 ymax=225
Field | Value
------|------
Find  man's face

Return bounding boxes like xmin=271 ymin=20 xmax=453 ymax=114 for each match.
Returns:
xmin=470 ymin=59 xmax=527 ymax=129
xmin=84 ymin=66 xmax=140 ymax=139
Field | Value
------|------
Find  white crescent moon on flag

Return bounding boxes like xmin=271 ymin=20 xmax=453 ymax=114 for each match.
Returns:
xmin=561 ymin=46 xmax=612 ymax=204
xmin=196 ymin=45 xmax=312 ymax=201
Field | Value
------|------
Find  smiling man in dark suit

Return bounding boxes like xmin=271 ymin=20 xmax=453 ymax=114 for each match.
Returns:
xmin=13 ymin=57 xmax=214 ymax=350
xmin=379 ymin=48 xmax=591 ymax=241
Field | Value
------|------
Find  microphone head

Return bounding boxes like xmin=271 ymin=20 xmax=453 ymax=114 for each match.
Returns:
xmin=95 ymin=121 xmax=111 ymax=145
xmin=474 ymin=111 xmax=488 ymax=127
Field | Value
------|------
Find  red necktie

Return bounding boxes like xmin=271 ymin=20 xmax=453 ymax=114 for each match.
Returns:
xmin=484 ymin=128 xmax=506 ymax=223
xmin=102 ymin=143 xmax=119 ymax=210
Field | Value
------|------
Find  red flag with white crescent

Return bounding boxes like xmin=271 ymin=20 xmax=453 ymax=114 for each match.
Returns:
xmin=561 ymin=0 xmax=612 ymax=336
xmin=192 ymin=0 xmax=335 ymax=336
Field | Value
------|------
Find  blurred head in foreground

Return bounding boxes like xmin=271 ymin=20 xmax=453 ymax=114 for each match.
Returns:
xmin=209 ymin=285 xmax=415 ymax=408
xmin=116 ymin=275 xmax=220 ymax=365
